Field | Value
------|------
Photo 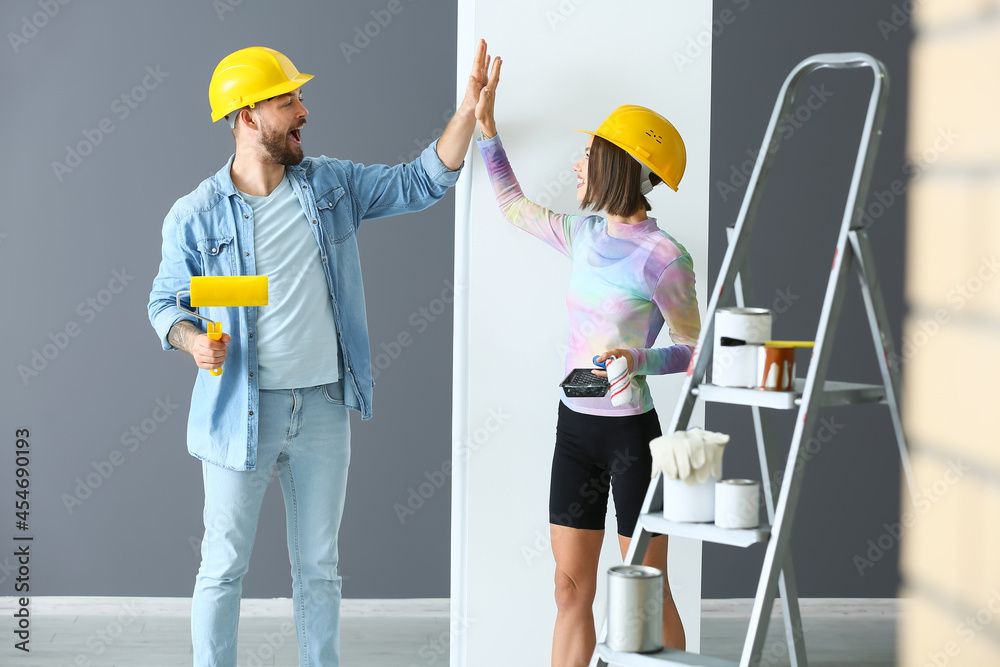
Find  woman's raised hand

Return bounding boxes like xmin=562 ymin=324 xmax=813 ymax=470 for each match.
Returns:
xmin=475 ymin=53 xmax=502 ymax=139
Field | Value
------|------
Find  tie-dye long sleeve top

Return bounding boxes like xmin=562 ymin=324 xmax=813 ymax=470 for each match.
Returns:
xmin=477 ymin=134 xmax=701 ymax=417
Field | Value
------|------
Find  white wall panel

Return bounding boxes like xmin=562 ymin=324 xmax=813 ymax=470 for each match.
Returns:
xmin=453 ymin=2 xmax=712 ymax=664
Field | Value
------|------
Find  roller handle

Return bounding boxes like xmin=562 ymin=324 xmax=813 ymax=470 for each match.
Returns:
xmin=206 ymin=321 xmax=224 ymax=376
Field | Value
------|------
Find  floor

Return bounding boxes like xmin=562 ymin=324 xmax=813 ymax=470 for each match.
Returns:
xmin=0 ymin=597 xmax=897 ymax=666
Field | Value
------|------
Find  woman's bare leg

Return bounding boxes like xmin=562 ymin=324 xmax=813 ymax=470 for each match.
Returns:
xmin=618 ymin=533 xmax=685 ymax=650
xmin=551 ymin=524 xmax=605 ymax=667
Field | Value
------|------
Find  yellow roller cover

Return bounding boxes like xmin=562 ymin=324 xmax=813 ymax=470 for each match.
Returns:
xmin=190 ymin=276 xmax=269 ymax=307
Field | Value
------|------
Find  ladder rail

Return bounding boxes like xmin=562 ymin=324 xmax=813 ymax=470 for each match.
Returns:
xmin=740 ymin=54 xmax=890 ymax=667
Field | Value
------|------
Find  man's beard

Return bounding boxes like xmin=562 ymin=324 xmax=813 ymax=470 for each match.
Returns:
xmin=258 ymin=119 xmax=304 ymax=166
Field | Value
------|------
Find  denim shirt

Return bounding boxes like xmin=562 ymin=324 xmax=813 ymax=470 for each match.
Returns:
xmin=148 ymin=139 xmax=461 ymax=470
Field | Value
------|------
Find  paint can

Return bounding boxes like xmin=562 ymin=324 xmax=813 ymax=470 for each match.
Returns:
xmin=758 ymin=345 xmax=795 ymax=391
xmin=606 ymin=565 xmax=663 ymax=653
xmin=715 ymin=479 xmax=761 ymax=529
xmin=662 ymin=472 xmax=719 ymax=523
xmin=713 ymin=308 xmax=773 ymax=387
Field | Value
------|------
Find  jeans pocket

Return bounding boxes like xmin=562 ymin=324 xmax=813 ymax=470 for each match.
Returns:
xmin=321 ymin=381 xmax=345 ymax=405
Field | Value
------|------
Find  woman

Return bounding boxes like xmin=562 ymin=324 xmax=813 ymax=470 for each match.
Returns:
xmin=474 ymin=58 xmax=701 ymax=665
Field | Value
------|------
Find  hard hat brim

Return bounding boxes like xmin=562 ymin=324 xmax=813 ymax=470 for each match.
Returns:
xmin=211 ymin=72 xmax=313 ymax=123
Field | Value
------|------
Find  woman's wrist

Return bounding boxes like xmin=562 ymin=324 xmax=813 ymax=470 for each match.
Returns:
xmin=479 ymin=123 xmax=497 ymax=140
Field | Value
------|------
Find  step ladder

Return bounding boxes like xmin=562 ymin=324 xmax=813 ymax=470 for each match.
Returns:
xmin=589 ymin=53 xmax=915 ymax=667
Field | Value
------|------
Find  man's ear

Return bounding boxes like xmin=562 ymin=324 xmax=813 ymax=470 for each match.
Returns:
xmin=240 ymin=107 xmax=257 ymax=130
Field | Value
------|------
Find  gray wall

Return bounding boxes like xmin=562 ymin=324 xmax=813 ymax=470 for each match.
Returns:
xmin=0 ymin=0 xmax=457 ymax=598
xmin=704 ymin=1 xmax=911 ymax=597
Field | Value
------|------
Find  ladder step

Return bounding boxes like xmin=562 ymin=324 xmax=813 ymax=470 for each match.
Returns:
xmin=692 ymin=378 xmax=885 ymax=410
xmin=640 ymin=514 xmax=770 ymax=547
xmin=598 ymin=643 xmax=738 ymax=667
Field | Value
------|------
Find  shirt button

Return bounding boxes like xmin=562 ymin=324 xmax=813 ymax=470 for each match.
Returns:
xmin=249 ymin=333 xmax=253 ymax=338
xmin=312 ymin=219 xmax=317 ymax=224
xmin=249 ymin=411 xmax=254 ymax=416
xmin=302 ymin=185 xmax=307 ymax=189
xmin=249 ymin=372 xmax=254 ymax=377
xmin=322 ymin=257 xmax=327 ymax=262
xmin=245 ymin=252 xmax=250 ymax=257
xmin=244 ymin=215 xmax=249 ymax=219
xmin=211 ymin=247 xmax=217 ymax=253
xmin=347 ymin=367 xmax=351 ymax=372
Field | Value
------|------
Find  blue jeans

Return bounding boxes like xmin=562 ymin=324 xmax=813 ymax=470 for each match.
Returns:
xmin=191 ymin=382 xmax=351 ymax=667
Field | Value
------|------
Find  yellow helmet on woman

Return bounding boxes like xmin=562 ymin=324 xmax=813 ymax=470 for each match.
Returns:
xmin=209 ymin=46 xmax=313 ymax=122
xmin=577 ymin=105 xmax=686 ymax=191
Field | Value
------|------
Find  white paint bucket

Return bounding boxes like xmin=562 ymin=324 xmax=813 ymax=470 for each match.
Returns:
xmin=662 ymin=472 xmax=719 ymax=523
xmin=713 ymin=308 xmax=773 ymax=387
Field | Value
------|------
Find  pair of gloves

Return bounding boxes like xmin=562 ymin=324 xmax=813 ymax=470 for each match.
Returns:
xmin=649 ymin=428 xmax=730 ymax=485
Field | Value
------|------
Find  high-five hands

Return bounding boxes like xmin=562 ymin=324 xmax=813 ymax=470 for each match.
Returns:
xmin=649 ymin=428 xmax=730 ymax=485
xmin=474 ymin=48 xmax=502 ymax=139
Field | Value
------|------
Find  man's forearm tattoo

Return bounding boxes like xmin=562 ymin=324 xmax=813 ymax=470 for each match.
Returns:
xmin=167 ymin=320 xmax=202 ymax=353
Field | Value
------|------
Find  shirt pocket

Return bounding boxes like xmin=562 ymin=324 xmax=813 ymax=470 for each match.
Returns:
xmin=196 ymin=235 xmax=236 ymax=276
xmin=316 ymin=186 xmax=354 ymax=244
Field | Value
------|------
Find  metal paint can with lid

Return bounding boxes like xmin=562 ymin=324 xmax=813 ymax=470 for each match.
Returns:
xmin=715 ymin=479 xmax=761 ymax=529
xmin=606 ymin=565 xmax=663 ymax=653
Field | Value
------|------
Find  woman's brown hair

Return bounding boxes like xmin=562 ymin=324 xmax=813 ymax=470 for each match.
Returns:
xmin=580 ymin=135 xmax=655 ymax=217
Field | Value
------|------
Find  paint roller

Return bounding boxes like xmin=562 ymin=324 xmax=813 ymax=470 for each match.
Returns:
xmin=176 ymin=276 xmax=269 ymax=376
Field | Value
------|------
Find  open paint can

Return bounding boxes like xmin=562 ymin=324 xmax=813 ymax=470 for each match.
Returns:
xmin=758 ymin=345 xmax=795 ymax=391
xmin=713 ymin=308 xmax=772 ymax=387
xmin=607 ymin=565 xmax=663 ymax=653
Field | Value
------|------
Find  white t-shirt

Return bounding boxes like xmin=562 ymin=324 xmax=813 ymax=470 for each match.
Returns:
xmin=240 ymin=172 xmax=341 ymax=389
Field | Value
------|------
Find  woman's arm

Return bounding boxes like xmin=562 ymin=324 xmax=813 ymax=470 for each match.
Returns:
xmin=629 ymin=253 xmax=702 ymax=375
xmin=596 ymin=253 xmax=701 ymax=377
xmin=477 ymin=136 xmax=589 ymax=257
xmin=475 ymin=57 xmax=589 ymax=257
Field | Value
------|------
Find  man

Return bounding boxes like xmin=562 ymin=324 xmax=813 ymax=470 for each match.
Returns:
xmin=147 ymin=42 xmax=490 ymax=666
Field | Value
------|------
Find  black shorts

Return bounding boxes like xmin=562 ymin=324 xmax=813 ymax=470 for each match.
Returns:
xmin=549 ymin=401 xmax=662 ymax=537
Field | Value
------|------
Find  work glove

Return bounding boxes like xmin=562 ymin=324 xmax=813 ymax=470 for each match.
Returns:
xmin=649 ymin=428 xmax=730 ymax=485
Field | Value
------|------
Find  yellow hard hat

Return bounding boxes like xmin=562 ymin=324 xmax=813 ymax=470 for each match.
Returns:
xmin=576 ymin=105 xmax=686 ymax=191
xmin=209 ymin=46 xmax=313 ymax=122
